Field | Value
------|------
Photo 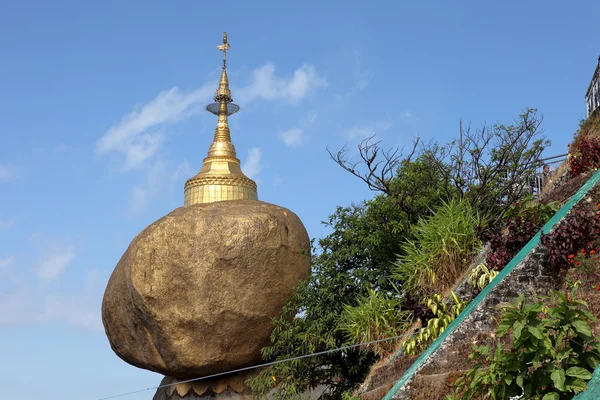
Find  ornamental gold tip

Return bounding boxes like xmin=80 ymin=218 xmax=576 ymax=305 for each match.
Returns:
xmin=184 ymin=32 xmax=258 ymax=206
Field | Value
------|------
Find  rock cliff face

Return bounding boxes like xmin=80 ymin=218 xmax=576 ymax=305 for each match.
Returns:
xmin=102 ymin=200 xmax=311 ymax=379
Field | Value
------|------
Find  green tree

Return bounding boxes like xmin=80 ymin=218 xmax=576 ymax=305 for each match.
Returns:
xmin=248 ymin=199 xmax=405 ymax=399
xmin=427 ymin=108 xmax=550 ymax=228
xmin=249 ymin=155 xmax=452 ymax=399
xmin=331 ymin=109 xmax=550 ymax=231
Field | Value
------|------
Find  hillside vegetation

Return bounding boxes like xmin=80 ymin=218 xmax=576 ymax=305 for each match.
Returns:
xmin=248 ymin=109 xmax=600 ymax=400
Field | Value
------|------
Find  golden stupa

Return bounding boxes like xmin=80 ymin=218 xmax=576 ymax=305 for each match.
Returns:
xmin=183 ymin=32 xmax=258 ymax=206
xmin=102 ymin=33 xmax=311 ymax=399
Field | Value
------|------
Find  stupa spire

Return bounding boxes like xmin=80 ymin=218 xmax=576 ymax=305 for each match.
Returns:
xmin=183 ymin=32 xmax=258 ymax=206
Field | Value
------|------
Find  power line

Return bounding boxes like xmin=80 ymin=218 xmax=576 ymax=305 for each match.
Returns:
xmin=95 ymin=331 xmax=418 ymax=400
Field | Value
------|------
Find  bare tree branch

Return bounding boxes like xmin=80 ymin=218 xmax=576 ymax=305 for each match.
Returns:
xmin=327 ymin=135 xmax=420 ymax=197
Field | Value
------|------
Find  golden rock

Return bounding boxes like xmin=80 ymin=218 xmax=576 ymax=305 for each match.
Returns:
xmin=101 ymin=200 xmax=310 ymax=379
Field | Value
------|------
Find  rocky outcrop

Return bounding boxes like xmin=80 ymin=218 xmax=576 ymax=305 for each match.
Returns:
xmin=102 ymin=200 xmax=311 ymax=379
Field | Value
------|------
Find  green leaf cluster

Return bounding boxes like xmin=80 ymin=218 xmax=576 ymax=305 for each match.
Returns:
xmin=403 ymin=292 xmax=466 ymax=355
xmin=455 ymin=285 xmax=600 ymax=399
xmin=468 ymin=264 xmax=499 ymax=291
xmin=340 ymin=289 xmax=413 ymax=357
xmin=393 ymin=198 xmax=482 ymax=296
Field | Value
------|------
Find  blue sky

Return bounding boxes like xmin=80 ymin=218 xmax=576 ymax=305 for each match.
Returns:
xmin=0 ymin=1 xmax=598 ymax=399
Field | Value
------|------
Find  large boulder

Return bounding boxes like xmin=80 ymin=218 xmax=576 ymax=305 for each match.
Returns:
xmin=102 ymin=200 xmax=310 ymax=379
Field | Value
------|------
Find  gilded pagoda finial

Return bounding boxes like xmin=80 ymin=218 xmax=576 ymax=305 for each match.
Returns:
xmin=183 ymin=32 xmax=258 ymax=206
xmin=217 ymin=32 xmax=230 ymax=69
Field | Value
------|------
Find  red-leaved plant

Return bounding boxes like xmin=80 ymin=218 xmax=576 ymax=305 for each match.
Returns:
xmin=569 ymin=137 xmax=600 ymax=177
xmin=541 ymin=205 xmax=600 ymax=269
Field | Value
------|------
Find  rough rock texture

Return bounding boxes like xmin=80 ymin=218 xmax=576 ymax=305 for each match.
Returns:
xmin=102 ymin=200 xmax=311 ymax=379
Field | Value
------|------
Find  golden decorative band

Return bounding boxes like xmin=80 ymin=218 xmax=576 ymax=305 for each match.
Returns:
xmin=184 ymin=176 xmax=257 ymax=191
xmin=202 ymin=156 xmax=240 ymax=164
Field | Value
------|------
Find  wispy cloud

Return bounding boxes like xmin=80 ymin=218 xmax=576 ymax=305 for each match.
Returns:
xmin=42 ymin=269 xmax=105 ymax=331
xmin=237 ymin=63 xmax=327 ymax=105
xmin=128 ymin=159 xmax=170 ymax=216
xmin=0 ymin=218 xmax=16 ymax=230
xmin=0 ymin=256 xmax=14 ymax=271
xmin=343 ymin=118 xmax=393 ymax=141
xmin=0 ymin=256 xmax=17 ymax=286
xmin=0 ymin=164 xmax=20 ymax=182
xmin=242 ymin=147 xmax=263 ymax=180
xmin=278 ymin=112 xmax=317 ymax=148
xmin=97 ymin=85 xmax=214 ymax=171
xmin=334 ymin=47 xmax=373 ymax=102
xmin=129 ymin=159 xmax=195 ymax=216
xmin=0 ymin=237 xmax=105 ymax=332
xmin=37 ymin=243 xmax=75 ymax=281
xmin=171 ymin=160 xmax=194 ymax=183
xmin=279 ymin=128 xmax=305 ymax=148
xmin=97 ymin=63 xmax=327 ymax=172
xmin=0 ymin=267 xmax=105 ymax=332
xmin=404 ymin=111 xmax=413 ymax=118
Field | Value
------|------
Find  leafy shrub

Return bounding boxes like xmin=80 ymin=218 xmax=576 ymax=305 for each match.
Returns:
xmin=569 ymin=137 xmax=600 ymax=177
xmin=455 ymin=285 xmax=600 ymax=400
xmin=541 ymin=206 xmax=600 ymax=269
xmin=403 ymin=292 xmax=466 ymax=355
xmin=468 ymin=263 xmax=499 ymax=291
xmin=340 ymin=289 xmax=412 ymax=357
xmin=483 ymin=199 xmax=559 ymax=271
xmin=394 ymin=198 xmax=482 ymax=295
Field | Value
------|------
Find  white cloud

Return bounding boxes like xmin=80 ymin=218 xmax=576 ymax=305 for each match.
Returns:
xmin=237 ymin=63 xmax=327 ymax=105
xmin=242 ymin=147 xmax=263 ymax=180
xmin=97 ymin=63 xmax=326 ymax=172
xmin=404 ymin=111 xmax=413 ymax=118
xmin=344 ymin=119 xmax=393 ymax=140
xmin=0 ymin=164 xmax=20 ymax=182
xmin=279 ymin=128 xmax=305 ymax=148
xmin=97 ymin=85 xmax=214 ymax=170
xmin=0 ymin=218 xmax=16 ymax=230
xmin=37 ymin=244 xmax=75 ymax=281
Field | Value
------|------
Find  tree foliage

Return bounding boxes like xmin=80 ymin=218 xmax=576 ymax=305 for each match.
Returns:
xmin=250 ymin=109 xmax=551 ymax=399
xmin=340 ymin=289 xmax=412 ymax=357
xmin=393 ymin=198 xmax=482 ymax=297
xmin=426 ymin=108 xmax=549 ymax=226
xmin=248 ymin=156 xmax=451 ymax=399
xmin=332 ymin=109 xmax=549 ymax=230
xmin=248 ymin=199 xmax=407 ymax=399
